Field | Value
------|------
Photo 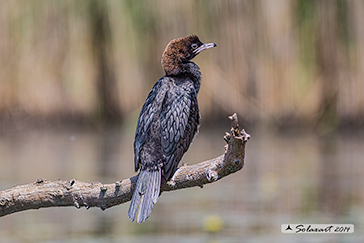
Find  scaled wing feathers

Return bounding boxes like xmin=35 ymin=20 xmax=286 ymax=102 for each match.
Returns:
xmin=160 ymin=83 xmax=199 ymax=179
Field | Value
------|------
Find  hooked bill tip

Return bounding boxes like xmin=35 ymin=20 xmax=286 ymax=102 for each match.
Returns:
xmin=193 ymin=42 xmax=217 ymax=54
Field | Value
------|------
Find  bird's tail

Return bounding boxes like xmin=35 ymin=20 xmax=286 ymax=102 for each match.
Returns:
xmin=128 ymin=168 xmax=161 ymax=223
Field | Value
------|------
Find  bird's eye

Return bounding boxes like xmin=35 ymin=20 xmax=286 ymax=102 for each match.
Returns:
xmin=191 ymin=43 xmax=198 ymax=49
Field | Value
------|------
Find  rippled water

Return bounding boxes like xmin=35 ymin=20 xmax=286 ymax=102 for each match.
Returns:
xmin=0 ymin=123 xmax=363 ymax=242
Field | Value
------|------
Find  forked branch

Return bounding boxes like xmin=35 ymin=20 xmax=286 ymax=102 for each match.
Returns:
xmin=0 ymin=113 xmax=250 ymax=217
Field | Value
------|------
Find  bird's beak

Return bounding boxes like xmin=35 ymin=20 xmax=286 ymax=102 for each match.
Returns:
xmin=193 ymin=42 xmax=217 ymax=55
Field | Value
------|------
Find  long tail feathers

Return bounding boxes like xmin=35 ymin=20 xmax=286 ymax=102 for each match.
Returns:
xmin=128 ymin=169 xmax=161 ymax=223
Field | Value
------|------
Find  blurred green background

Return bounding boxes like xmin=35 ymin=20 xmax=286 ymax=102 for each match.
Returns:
xmin=1 ymin=0 xmax=364 ymax=242
xmin=1 ymin=0 xmax=364 ymax=129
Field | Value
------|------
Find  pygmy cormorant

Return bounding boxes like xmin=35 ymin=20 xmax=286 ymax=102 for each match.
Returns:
xmin=128 ymin=35 xmax=216 ymax=223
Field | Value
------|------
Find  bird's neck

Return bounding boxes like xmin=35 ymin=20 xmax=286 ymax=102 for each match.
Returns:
xmin=164 ymin=62 xmax=201 ymax=93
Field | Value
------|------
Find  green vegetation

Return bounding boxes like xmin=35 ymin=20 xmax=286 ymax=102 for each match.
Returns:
xmin=0 ymin=0 xmax=363 ymax=129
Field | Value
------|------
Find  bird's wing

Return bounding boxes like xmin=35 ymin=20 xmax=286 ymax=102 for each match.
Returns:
xmin=160 ymin=82 xmax=200 ymax=180
xmin=134 ymin=78 xmax=169 ymax=172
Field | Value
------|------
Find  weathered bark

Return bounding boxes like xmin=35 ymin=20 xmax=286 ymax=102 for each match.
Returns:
xmin=0 ymin=114 xmax=250 ymax=218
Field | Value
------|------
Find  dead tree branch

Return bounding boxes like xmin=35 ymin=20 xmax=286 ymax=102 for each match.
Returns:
xmin=0 ymin=113 xmax=250 ymax=218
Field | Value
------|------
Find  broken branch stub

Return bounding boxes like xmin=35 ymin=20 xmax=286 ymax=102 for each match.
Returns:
xmin=162 ymin=113 xmax=250 ymax=190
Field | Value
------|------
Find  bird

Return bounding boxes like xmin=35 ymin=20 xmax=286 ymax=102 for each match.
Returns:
xmin=128 ymin=35 xmax=216 ymax=223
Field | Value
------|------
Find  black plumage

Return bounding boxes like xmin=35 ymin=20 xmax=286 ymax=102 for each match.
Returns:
xmin=128 ymin=35 xmax=216 ymax=223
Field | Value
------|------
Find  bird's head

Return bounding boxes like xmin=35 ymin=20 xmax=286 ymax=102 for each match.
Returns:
xmin=161 ymin=35 xmax=216 ymax=76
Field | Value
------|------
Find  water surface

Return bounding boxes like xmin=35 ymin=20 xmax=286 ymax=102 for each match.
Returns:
xmin=0 ymin=124 xmax=363 ymax=242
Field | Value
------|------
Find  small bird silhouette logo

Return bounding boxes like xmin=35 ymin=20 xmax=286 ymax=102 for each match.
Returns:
xmin=285 ymin=225 xmax=293 ymax=231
